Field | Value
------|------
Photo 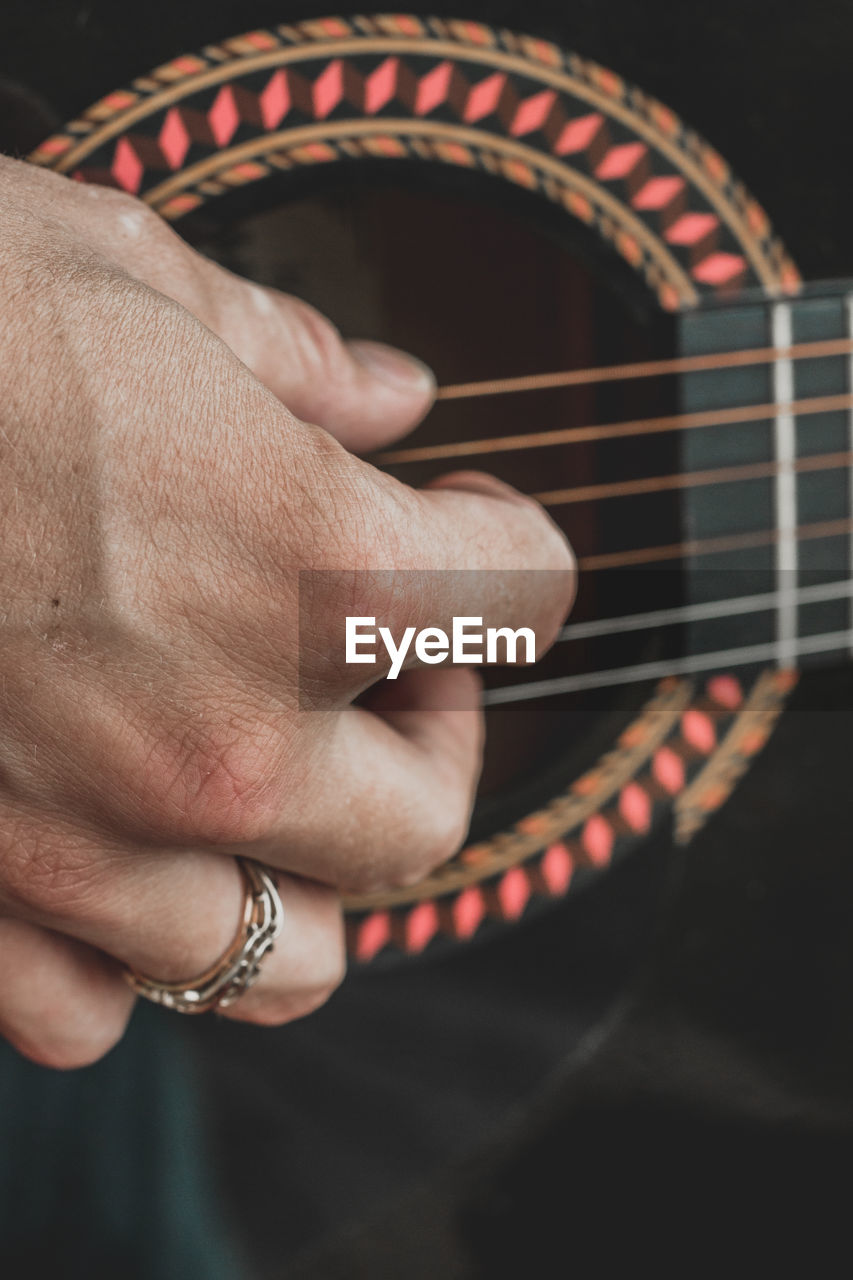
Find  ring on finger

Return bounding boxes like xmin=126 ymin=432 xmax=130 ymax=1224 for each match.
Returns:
xmin=123 ymin=857 xmax=283 ymax=1014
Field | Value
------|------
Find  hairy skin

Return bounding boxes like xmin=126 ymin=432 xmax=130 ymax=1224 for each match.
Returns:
xmin=0 ymin=155 xmax=575 ymax=1068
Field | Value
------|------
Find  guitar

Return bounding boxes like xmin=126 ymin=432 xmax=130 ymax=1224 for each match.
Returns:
xmin=16 ymin=9 xmax=853 ymax=964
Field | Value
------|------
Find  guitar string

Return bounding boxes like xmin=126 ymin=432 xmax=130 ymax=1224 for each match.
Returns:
xmin=478 ymin=530 xmax=853 ymax=700
xmin=534 ymin=448 xmax=852 ymax=509
xmin=481 ymin=568 xmax=853 ymax=707
xmin=482 ymin=629 xmax=851 ymax=705
xmin=384 ymin=337 xmax=853 ymax=695
xmin=479 ymin=579 xmax=853 ymax=703
xmin=376 ymin=392 xmax=853 ymax=466
xmin=557 ymin=577 xmax=853 ymax=644
xmin=433 ymin=336 xmax=853 ymax=403
xmin=576 ymin=516 xmax=853 ymax=571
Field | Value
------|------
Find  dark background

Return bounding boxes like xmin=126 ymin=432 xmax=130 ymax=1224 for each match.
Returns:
xmin=2 ymin=3 xmax=853 ymax=1274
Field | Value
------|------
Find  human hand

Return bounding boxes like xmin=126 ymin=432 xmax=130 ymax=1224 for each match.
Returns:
xmin=0 ymin=155 xmax=574 ymax=1066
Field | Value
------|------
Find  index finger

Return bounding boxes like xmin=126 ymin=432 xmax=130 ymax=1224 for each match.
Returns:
xmin=370 ymin=469 xmax=576 ymax=664
xmin=297 ymin=459 xmax=575 ymax=698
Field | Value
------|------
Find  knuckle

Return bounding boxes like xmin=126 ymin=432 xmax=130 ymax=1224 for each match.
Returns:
xmin=340 ymin=865 xmax=386 ymax=896
xmin=338 ymin=848 xmax=403 ymax=896
xmin=0 ymin=828 xmax=103 ymax=924
xmin=288 ymin=297 xmax=346 ymax=384
xmin=79 ymin=189 xmax=203 ymax=305
xmin=421 ymin=800 xmax=470 ymax=877
xmin=118 ymin=194 xmax=177 ymax=252
xmin=290 ymin=444 xmax=392 ymax=584
xmin=101 ymin=186 xmax=156 ymax=223
xmin=78 ymin=186 xmax=166 ymax=247
xmin=139 ymin=723 xmax=287 ymax=846
xmin=416 ymin=803 xmax=470 ymax=879
xmin=350 ymin=801 xmax=469 ymax=896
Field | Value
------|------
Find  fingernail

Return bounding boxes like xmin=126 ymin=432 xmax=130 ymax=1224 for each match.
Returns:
xmin=349 ymin=339 xmax=435 ymax=392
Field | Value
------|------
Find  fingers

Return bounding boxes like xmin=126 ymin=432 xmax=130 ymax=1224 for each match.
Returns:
xmin=193 ymin=269 xmax=437 ymax=452
xmin=0 ymin=164 xmax=573 ymax=1065
xmin=0 ymin=918 xmax=135 ymax=1069
xmin=308 ymin=468 xmax=576 ymax=681
xmin=118 ymin=198 xmax=436 ymax=452
xmin=418 ymin=471 xmax=577 ymax=627
xmin=24 ymin=166 xmax=436 ymax=452
xmin=245 ymin=666 xmax=484 ymax=893
xmin=415 ymin=471 xmax=576 ymax=650
xmin=0 ymin=671 xmax=473 ymax=1059
xmin=220 ymin=873 xmax=344 ymax=1026
xmin=1 ymin=830 xmax=344 ymax=1033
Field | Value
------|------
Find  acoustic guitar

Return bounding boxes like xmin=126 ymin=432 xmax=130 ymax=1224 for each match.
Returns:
xmin=19 ymin=9 xmax=853 ymax=966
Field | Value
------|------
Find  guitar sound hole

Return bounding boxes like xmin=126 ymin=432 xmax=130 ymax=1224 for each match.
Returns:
xmin=184 ymin=172 xmax=683 ymax=834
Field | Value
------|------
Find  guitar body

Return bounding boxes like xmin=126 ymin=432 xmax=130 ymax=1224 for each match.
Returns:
xmin=15 ymin=6 xmax=851 ymax=963
xmin=2 ymin=2 xmax=851 ymax=1268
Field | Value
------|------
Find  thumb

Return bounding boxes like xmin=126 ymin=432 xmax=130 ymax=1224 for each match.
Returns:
xmin=196 ymin=266 xmax=436 ymax=453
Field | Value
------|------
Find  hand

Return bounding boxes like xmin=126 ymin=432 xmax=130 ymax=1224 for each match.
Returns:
xmin=0 ymin=156 xmax=574 ymax=1067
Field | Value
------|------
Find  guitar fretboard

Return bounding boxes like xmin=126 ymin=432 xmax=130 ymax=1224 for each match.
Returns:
xmin=679 ymin=282 xmax=853 ymax=673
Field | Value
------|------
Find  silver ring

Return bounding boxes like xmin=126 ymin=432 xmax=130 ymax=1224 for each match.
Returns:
xmin=124 ymin=857 xmax=283 ymax=1014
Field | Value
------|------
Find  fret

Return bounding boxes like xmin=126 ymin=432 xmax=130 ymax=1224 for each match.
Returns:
xmin=788 ymin=289 xmax=851 ymax=664
xmin=679 ymin=299 xmax=776 ymax=671
xmin=770 ymin=302 xmax=797 ymax=667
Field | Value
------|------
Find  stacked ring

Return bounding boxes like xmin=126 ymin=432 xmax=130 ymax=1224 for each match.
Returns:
xmin=124 ymin=857 xmax=283 ymax=1014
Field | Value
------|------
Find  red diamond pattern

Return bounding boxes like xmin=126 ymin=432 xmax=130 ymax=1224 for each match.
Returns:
xmin=365 ymin=57 xmax=399 ymax=114
xmin=406 ymin=900 xmax=439 ymax=952
xmin=632 ymin=174 xmax=685 ymax=210
xmin=665 ymin=211 xmax=718 ymax=245
xmin=110 ymin=137 xmax=145 ymax=193
xmin=553 ymin=112 xmax=604 ymax=155
xmin=541 ymin=842 xmax=573 ymax=895
xmin=692 ymin=252 xmax=747 ymax=285
xmin=416 ymin=61 xmax=453 ymax=115
xmin=510 ymin=89 xmax=557 ymax=137
xmin=356 ymin=911 xmax=390 ymax=962
xmin=682 ymin=708 xmax=717 ymax=754
xmin=313 ymin=59 xmax=345 ymax=119
xmin=259 ymin=70 xmax=291 ymax=128
xmin=74 ymin=46 xmax=754 ymax=307
xmin=159 ymin=107 xmax=191 ymax=170
xmin=498 ymin=866 xmax=531 ymax=920
xmin=618 ymin=782 xmax=652 ymax=834
xmin=653 ymin=746 xmax=686 ymax=795
xmin=595 ymin=140 xmax=647 ymax=181
xmin=208 ymin=86 xmax=240 ymax=146
xmin=463 ymin=72 xmax=507 ymax=122
xmin=706 ymin=674 xmax=744 ymax=710
xmin=453 ymin=885 xmax=486 ymax=938
xmin=582 ymin=814 xmax=614 ymax=867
